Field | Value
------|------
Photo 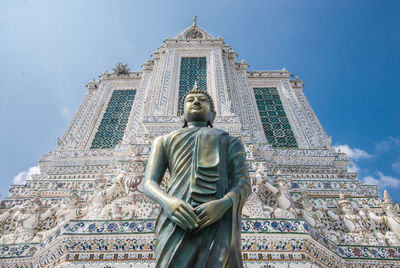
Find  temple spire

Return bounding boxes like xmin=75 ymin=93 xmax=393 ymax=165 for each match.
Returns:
xmin=193 ymin=81 xmax=198 ymax=90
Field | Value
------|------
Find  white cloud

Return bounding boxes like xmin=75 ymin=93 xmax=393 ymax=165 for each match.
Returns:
xmin=61 ymin=107 xmax=71 ymax=119
xmin=392 ymin=158 xmax=400 ymax=173
xmin=13 ymin=166 xmax=40 ymax=185
xmin=348 ymin=162 xmax=360 ymax=173
xmin=374 ymin=136 xmax=400 ymax=153
xmin=361 ymin=172 xmax=400 ymax=188
xmin=362 ymin=175 xmax=380 ymax=185
xmin=333 ymin=144 xmax=400 ymax=191
xmin=334 ymin=144 xmax=372 ymax=161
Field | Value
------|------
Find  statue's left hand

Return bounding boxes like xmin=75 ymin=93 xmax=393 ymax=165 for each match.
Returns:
xmin=195 ymin=197 xmax=232 ymax=232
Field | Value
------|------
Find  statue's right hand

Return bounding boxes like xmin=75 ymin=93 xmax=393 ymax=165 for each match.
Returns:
xmin=165 ymin=197 xmax=200 ymax=231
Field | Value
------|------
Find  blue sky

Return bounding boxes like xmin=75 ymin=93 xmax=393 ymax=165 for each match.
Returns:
xmin=0 ymin=0 xmax=399 ymax=202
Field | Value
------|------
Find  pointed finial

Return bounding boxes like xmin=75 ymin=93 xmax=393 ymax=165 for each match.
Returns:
xmin=193 ymin=81 xmax=198 ymax=90
xmin=193 ymin=14 xmax=197 ymax=27
xmin=384 ymin=190 xmax=392 ymax=203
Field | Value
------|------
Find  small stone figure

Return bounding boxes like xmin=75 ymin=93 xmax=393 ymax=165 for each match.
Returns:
xmin=33 ymin=190 xmax=86 ymax=242
xmin=259 ymin=171 xmax=296 ymax=219
xmin=13 ymin=198 xmax=44 ymax=243
xmin=144 ymin=86 xmax=251 ymax=267
xmin=327 ymin=193 xmax=367 ymax=233
xmin=369 ymin=190 xmax=400 ymax=233
xmin=247 ymin=144 xmax=257 ymax=160
xmin=368 ymin=190 xmax=400 ymax=246
xmin=0 ymin=205 xmax=24 ymax=244
xmin=252 ymin=166 xmax=264 ymax=193
xmin=55 ymin=190 xmax=85 ymax=221
xmin=83 ymin=173 xmax=125 ymax=220
xmin=113 ymin=62 xmax=130 ymax=75
xmin=298 ymin=192 xmax=323 ymax=228
xmin=111 ymin=155 xmax=159 ymax=220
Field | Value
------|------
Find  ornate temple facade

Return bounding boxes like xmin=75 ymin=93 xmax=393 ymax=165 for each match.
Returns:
xmin=0 ymin=22 xmax=399 ymax=267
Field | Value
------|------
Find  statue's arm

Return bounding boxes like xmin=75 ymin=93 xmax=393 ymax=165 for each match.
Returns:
xmin=0 ymin=209 xmax=13 ymax=221
xmin=78 ymin=206 xmax=89 ymax=219
xmin=104 ymin=174 xmax=125 ymax=198
xmin=40 ymin=208 xmax=54 ymax=221
xmin=225 ymin=138 xmax=251 ymax=205
xmin=327 ymin=210 xmax=340 ymax=221
xmin=358 ymin=209 xmax=367 ymax=220
xmin=262 ymin=180 xmax=279 ymax=195
xmin=143 ymin=136 xmax=170 ymax=206
xmin=144 ymin=136 xmax=200 ymax=231
xmin=368 ymin=211 xmax=382 ymax=222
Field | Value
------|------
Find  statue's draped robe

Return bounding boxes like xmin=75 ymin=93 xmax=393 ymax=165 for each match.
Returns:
xmin=154 ymin=127 xmax=250 ymax=268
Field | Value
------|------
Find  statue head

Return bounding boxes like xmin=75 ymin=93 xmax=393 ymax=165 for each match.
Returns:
xmin=338 ymin=192 xmax=353 ymax=214
xmin=382 ymin=190 xmax=399 ymax=216
xmin=299 ymin=191 xmax=312 ymax=210
xmin=94 ymin=173 xmax=107 ymax=191
xmin=273 ymin=171 xmax=289 ymax=191
xmin=179 ymin=83 xmax=216 ymax=128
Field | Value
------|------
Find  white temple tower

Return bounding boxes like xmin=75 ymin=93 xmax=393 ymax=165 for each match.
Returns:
xmin=0 ymin=21 xmax=399 ymax=267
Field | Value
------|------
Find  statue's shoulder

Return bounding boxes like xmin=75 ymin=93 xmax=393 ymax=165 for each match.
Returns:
xmin=159 ymin=128 xmax=194 ymax=147
xmin=203 ymin=127 xmax=228 ymax=136
xmin=204 ymin=128 xmax=244 ymax=149
xmin=163 ymin=128 xmax=191 ymax=139
xmin=166 ymin=127 xmax=228 ymax=136
xmin=207 ymin=128 xmax=239 ymax=140
xmin=202 ymin=128 xmax=244 ymax=146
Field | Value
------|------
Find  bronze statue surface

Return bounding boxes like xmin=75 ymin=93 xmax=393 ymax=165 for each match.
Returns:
xmin=144 ymin=87 xmax=251 ymax=268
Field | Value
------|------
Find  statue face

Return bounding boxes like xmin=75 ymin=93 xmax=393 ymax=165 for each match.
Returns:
xmin=275 ymin=181 xmax=288 ymax=191
xmin=342 ymin=203 xmax=353 ymax=214
xmin=183 ymin=93 xmax=211 ymax=123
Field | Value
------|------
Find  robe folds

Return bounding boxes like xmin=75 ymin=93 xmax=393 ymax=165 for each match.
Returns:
xmin=152 ymin=127 xmax=251 ymax=268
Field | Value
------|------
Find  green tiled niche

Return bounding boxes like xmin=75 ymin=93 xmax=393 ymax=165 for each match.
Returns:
xmin=90 ymin=90 xmax=136 ymax=149
xmin=253 ymin=87 xmax=298 ymax=148
xmin=178 ymin=57 xmax=207 ymax=112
